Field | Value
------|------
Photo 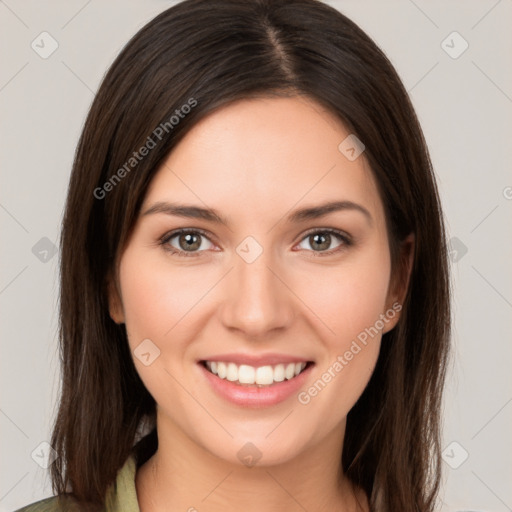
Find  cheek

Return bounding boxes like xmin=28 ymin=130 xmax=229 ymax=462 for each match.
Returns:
xmin=118 ymin=249 xmax=209 ymax=345
xmin=291 ymin=245 xmax=390 ymax=409
xmin=294 ymin=250 xmax=392 ymax=343
xmin=294 ymin=266 xmax=388 ymax=425
xmin=117 ymin=250 xmax=209 ymax=404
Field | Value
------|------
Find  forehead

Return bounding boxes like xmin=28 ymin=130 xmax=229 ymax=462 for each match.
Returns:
xmin=143 ymin=96 xmax=385 ymax=227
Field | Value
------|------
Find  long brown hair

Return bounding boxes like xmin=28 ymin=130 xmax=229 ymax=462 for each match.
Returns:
xmin=50 ymin=0 xmax=451 ymax=510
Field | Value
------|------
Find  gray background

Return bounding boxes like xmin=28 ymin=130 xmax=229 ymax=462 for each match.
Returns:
xmin=1 ymin=1 xmax=511 ymax=511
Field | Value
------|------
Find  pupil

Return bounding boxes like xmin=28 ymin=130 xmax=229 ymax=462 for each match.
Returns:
xmin=180 ymin=233 xmax=200 ymax=251
xmin=312 ymin=233 xmax=330 ymax=251
xmin=177 ymin=233 xmax=332 ymax=252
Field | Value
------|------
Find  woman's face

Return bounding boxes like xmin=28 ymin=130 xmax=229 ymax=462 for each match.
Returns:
xmin=109 ymin=96 xmax=409 ymax=467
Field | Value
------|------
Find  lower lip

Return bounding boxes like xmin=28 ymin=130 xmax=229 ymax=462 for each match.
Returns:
xmin=199 ymin=362 xmax=314 ymax=408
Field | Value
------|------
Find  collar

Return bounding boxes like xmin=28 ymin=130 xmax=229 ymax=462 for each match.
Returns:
xmin=104 ymin=452 xmax=141 ymax=511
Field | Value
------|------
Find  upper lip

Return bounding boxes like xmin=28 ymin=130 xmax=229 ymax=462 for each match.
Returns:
xmin=199 ymin=353 xmax=314 ymax=367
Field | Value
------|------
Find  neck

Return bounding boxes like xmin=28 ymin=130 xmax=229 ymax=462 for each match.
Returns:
xmin=135 ymin=413 xmax=368 ymax=512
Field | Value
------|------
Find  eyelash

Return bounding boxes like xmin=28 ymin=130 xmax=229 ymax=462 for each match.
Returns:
xmin=159 ymin=228 xmax=353 ymax=258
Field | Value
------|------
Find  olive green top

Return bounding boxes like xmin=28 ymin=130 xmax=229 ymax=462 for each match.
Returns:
xmin=13 ymin=453 xmax=140 ymax=512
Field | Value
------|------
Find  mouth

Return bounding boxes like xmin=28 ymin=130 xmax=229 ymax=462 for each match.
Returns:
xmin=200 ymin=360 xmax=315 ymax=388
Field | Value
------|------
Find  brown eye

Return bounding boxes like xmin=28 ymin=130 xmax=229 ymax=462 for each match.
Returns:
xmin=161 ymin=229 xmax=215 ymax=256
xmin=177 ymin=232 xmax=202 ymax=251
xmin=309 ymin=232 xmax=332 ymax=251
xmin=296 ymin=229 xmax=351 ymax=255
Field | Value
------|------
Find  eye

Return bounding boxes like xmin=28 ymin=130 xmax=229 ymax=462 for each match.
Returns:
xmin=296 ymin=229 xmax=352 ymax=256
xmin=160 ymin=229 xmax=215 ymax=257
xmin=159 ymin=228 xmax=352 ymax=258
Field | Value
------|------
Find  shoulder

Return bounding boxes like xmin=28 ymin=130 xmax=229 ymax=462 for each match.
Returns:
xmin=13 ymin=494 xmax=101 ymax=512
xmin=13 ymin=452 xmax=139 ymax=512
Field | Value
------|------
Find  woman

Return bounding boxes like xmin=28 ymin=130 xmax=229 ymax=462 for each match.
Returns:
xmin=15 ymin=0 xmax=451 ymax=510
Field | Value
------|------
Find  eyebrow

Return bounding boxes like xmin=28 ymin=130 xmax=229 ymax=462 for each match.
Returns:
xmin=141 ymin=200 xmax=373 ymax=226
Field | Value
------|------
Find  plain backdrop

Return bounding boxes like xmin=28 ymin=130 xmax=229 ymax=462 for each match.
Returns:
xmin=1 ymin=1 xmax=511 ymax=511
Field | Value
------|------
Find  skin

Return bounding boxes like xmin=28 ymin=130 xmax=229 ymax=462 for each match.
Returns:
xmin=108 ymin=96 xmax=414 ymax=511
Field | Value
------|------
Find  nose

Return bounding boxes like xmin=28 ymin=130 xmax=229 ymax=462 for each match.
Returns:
xmin=219 ymin=248 xmax=295 ymax=338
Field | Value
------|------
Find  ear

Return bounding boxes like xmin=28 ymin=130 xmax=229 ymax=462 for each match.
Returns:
xmin=382 ymin=233 xmax=415 ymax=334
xmin=107 ymin=273 xmax=125 ymax=324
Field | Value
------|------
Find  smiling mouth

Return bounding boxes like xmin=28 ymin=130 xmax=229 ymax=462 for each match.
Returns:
xmin=200 ymin=360 xmax=314 ymax=387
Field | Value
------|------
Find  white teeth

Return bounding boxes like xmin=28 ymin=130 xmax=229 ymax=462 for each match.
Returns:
xmin=285 ymin=363 xmax=295 ymax=380
xmin=226 ymin=362 xmax=238 ymax=382
xmin=273 ymin=364 xmax=285 ymax=382
xmin=217 ymin=362 xmax=227 ymax=379
xmin=238 ymin=364 xmax=255 ymax=384
xmin=255 ymin=366 xmax=274 ymax=385
xmin=204 ymin=360 xmax=308 ymax=386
